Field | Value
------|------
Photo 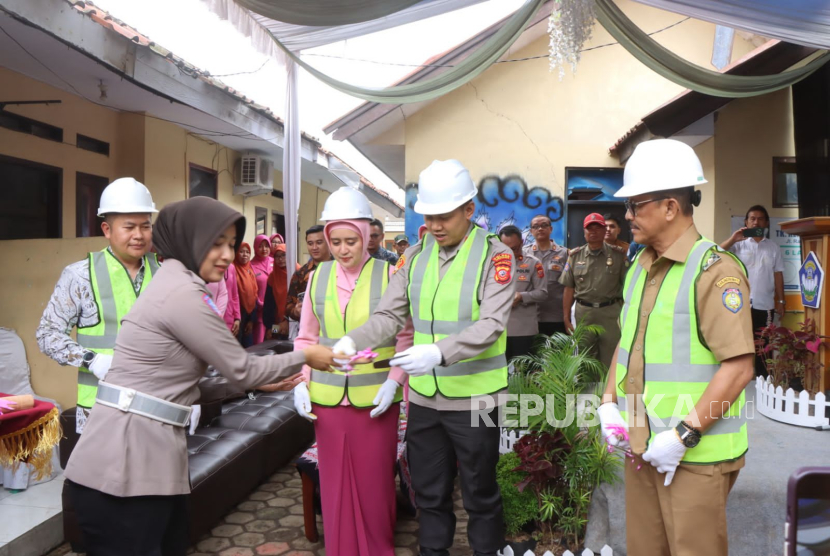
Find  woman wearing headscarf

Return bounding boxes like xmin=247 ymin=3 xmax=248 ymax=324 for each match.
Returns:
xmin=290 ymin=187 xmax=410 ymax=556
xmin=63 ymin=197 xmax=335 ymax=556
xmin=263 ymin=244 xmax=290 ymax=340
xmin=251 ymin=234 xmax=274 ymax=344
xmin=233 ymin=242 xmax=258 ymax=347
xmin=269 ymin=233 xmax=284 ymax=254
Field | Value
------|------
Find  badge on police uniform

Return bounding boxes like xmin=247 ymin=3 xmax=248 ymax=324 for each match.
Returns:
xmin=493 ymin=253 xmax=512 ymax=285
xmin=722 ymin=288 xmax=743 ymax=313
xmin=394 ymin=254 xmax=406 ymax=273
xmin=536 ymin=263 xmax=544 ymax=279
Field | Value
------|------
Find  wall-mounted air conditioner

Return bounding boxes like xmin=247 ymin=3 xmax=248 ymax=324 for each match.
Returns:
xmin=233 ymin=155 xmax=273 ymax=196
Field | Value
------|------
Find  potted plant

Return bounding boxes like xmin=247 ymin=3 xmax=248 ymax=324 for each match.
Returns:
xmin=756 ymin=318 xmax=823 ymax=395
xmin=501 ymin=324 xmax=621 ymax=553
xmin=496 ymin=451 xmax=539 ymax=553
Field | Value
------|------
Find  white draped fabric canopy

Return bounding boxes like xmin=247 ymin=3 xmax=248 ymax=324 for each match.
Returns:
xmin=632 ymin=0 xmax=830 ymax=51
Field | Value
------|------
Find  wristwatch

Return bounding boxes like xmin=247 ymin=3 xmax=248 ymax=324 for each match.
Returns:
xmin=675 ymin=420 xmax=702 ymax=448
xmin=82 ymin=350 xmax=96 ymax=367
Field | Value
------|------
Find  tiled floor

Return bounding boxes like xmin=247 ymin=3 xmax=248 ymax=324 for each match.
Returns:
xmin=0 ymin=470 xmax=65 ymax=556
xmin=47 ymin=464 xmax=477 ymax=556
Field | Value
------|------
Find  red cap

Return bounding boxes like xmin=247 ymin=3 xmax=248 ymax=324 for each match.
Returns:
xmin=583 ymin=213 xmax=606 ymax=228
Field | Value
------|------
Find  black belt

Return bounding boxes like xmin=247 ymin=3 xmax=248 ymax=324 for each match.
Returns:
xmin=576 ymin=299 xmax=618 ymax=308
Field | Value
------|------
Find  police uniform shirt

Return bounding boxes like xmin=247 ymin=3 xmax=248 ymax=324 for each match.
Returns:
xmin=524 ymin=242 xmax=569 ymax=322
xmin=558 ymin=242 xmax=628 ymax=304
xmin=623 ymin=224 xmax=754 ymax=467
xmin=508 ymin=253 xmax=547 ymax=337
xmin=64 ymin=259 xmax=305 ymax=497
xmin=347 ymin=224 xmax=516 ymax=411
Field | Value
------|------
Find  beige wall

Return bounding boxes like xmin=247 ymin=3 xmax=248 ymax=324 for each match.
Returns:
xmin=402 ymin=0 xmax=757 ymax=192
xmin=711 ymin=88 xmax=798 ymax=241
xmin=0 ymin=68 xmax=328 ymax=408
xmin=693 ymin=138 xmax=716 ymax=239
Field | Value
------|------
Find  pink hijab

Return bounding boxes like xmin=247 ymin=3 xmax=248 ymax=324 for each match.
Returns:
xmin=323 ymin=219 xmax=371 ymax=283
xmin=251 ymin=234 xmax=273 ymax=303
xmin=269 ymin=233 xmax=285 ymax=254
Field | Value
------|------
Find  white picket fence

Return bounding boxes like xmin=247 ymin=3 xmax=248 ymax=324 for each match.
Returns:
xmin=501 ymin=545 xmax=614 ymax=556
xmin=755 ymin=376 xmax=830 ymax=428
xmin=499 ymin=428 xmax=528 ymax=454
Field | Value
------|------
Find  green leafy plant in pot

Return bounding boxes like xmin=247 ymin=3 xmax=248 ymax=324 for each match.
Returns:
xmin=503 ymin=323 xmax=622 ymax=552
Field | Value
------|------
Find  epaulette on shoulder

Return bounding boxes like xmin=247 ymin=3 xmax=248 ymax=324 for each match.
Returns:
xmin=568 ymin=247 xmax=579 ymax=257
xmin=610 ymin=244 xmax=626 ymax=254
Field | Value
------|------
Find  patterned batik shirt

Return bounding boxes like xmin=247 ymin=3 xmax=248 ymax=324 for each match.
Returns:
xmin=36 ymin=249 xmax=146 ymax=433
xmin=371 ymin=247 xmax=399 ymax=265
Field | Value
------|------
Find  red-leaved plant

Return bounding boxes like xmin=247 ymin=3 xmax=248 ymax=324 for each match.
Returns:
xmin=756 ymin=318 xmax=823 ymax=395
xmin=512 ymin=431 xmax=569 ymax=494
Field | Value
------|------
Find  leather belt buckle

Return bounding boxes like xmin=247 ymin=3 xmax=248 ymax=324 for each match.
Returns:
xmin=117 ymin=387 xmax=137 ymax=412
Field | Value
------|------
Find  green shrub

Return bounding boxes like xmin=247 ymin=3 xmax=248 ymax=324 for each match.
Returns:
xmin=496 ymin=452 xmax=539 ymax=536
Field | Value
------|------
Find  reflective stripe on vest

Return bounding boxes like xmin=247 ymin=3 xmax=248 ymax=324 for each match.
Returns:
xmin=407 ymin=228 xmax=508 ymax=399
xmin=75 ymin=250 xmax=158 ymax=408
xmin=615 ymin=239 xmax=748 ymax=464
xmin=308 ymin=258 xmax=400 ymax=408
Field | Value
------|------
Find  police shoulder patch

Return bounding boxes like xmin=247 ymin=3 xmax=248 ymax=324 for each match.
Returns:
xmin=716 ymin=276 xmax=741 ymax=288
xmin=394 ymin=254 xmax=406 ymax=273
xmin=493 ymin=252 xmax=512 ymax=285
xmin=722 ymin=288 xmax=743 ymax=313
xmin=202 ymin=293 xmax=222 ymax=317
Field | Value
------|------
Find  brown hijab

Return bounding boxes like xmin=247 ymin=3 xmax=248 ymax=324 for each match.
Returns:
xmin=153 ymin=197 xmax=245 ymax=276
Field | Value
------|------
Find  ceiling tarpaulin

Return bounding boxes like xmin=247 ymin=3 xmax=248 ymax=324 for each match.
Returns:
xmin=229 ymin=0 xmax=424 ymax=26
xmin=595 ymin=0 xmax=830 ymax=98
xmin=631 ymin=0 xmax=830 ymax=51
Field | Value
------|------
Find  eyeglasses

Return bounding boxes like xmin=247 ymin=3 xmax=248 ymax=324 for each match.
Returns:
xmin=624 ymin=197 xmax=667 ymax=216
xmin=531 ymin=223 xmax=551 ymax=230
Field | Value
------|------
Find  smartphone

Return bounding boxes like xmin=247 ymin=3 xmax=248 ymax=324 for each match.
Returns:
xmin=742 ymin=227 xmax=767 ymax=238
xmin=786 ymin=467 xmax=830 ymax=556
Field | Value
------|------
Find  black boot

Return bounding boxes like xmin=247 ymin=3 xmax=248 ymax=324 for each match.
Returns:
xmin=419 ymin=548 xmax=450 ymax=556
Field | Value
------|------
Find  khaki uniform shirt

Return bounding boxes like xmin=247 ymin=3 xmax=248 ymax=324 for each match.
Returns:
xmin=347 ymin=225 xmax=516 ymax=411
xmin=524 ymin=242 xmax=569 ymax=323
xmin=559 ymin=242 xmax=628 ymax=304
xmin=509 ymin=253 xmax=547 ymax=337
xmin=623 ymin=225 xmax=754 ymax=471
xmin=64 ymin=259 xmax=305 ymax=497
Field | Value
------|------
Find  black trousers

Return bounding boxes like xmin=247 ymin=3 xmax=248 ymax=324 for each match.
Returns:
xmin=237 ymin=306 xmax=255 ymax=348
xmin=751 ymin=308 xmax=772 ymax=378
xmin=407 ymin=403 xmax=504 ymax=556
xmin=538 ymin=321 xmax=567 ymax=337
xmin=66 ymin=480 xmax=189 ymax=556
xmin=506 ymin=335 xmax=535 ymax=363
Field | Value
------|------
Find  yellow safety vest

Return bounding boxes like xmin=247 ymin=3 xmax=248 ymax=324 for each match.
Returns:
xmin=308 ymin=258 xmax=400 ymax=407
xmin=76 ymin=249 xmax=160 ymax=408
xmin=616 ymin=238 xmax=748 ymax=464
xmin=407 ymin=227 xmax=508 ymax=399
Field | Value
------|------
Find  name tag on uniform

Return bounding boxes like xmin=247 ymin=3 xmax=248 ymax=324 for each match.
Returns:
xmin=518 ymin=274 xmax=529 ymax=281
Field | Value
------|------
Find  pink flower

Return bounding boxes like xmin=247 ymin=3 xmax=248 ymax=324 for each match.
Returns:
xmin=0 ymin=399 xmax=17 ymax=414
xmin=606 ymin=424 xmax=629 ymax=441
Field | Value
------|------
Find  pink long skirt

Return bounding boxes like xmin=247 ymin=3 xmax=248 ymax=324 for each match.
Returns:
xmin=313 ymin=403 xmax=399 ymax=556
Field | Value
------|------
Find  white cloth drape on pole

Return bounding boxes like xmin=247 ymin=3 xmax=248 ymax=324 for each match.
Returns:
xmin=283 ymin=60 xmax=301 ymax=287
xmin=631 ymin=0 xmax=830 ymax=51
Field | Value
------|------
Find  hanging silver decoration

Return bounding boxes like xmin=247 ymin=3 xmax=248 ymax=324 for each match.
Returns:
xmin=548 ymin=0 xmax=597 ymax=79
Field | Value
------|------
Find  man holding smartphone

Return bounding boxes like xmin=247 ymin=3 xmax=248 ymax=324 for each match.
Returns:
xmin=720 ymin=205 xmax=785 ymax=378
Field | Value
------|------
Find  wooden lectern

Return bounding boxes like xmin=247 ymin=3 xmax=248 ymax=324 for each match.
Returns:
xmin=779 ymin=217 xmax=830 ymax=393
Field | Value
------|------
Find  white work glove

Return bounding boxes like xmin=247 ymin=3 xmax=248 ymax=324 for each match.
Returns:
xmin=389 ymin=344 xmax=442 ymax=377
xmin=188 ymin=404 xmax=201 ymax=436
xmin=642 ymin=430 xmax=687 ymax=486
xmin=370 ymin=379 xmax=400 ymax=419
xmin=331 ymin=336 xmax=357 ymax=368
xmin=293 ymin=382 xmax=316 ymax=421
xmin=89 ymin=353 xmax=113 ymax=381
xmin=597 ymin=402 xmax=630 ymax=450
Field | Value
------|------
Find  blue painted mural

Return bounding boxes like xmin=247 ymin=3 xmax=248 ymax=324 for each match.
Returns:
xmin=404 ymin=175 xmax=565 ymax=246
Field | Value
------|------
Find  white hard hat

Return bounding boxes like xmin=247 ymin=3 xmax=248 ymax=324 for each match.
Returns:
xmin=320 ymin=187 xmax=374 ymax=221
xmin=97 ymin=177 xmax=158 ymax=216
xmin=414 ymin=159 xmax=477 ymax=215
xmin=615 ymin=139 xmax=707 ymax=198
